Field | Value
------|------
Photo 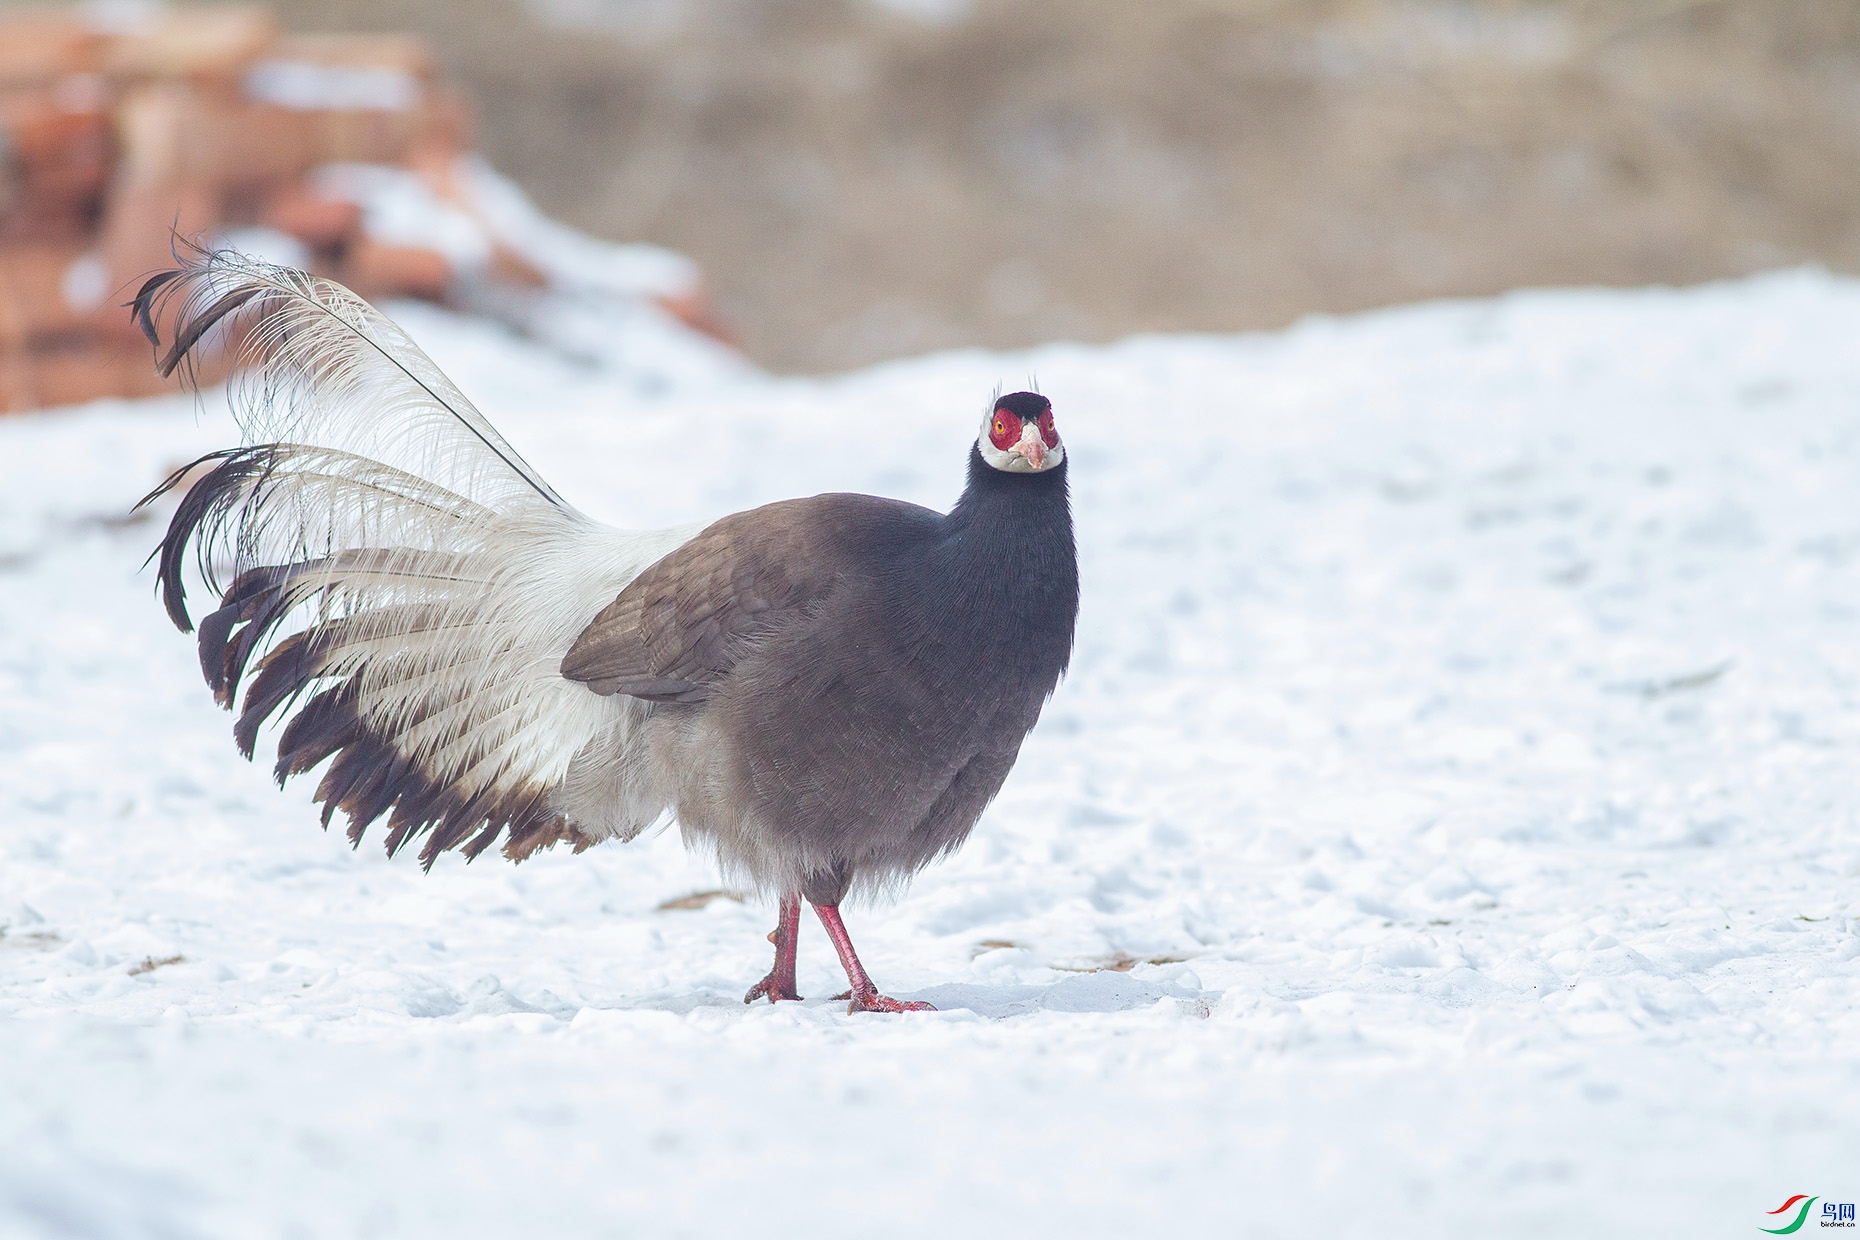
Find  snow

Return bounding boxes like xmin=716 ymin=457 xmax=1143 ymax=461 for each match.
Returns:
xmin=308 ymin=159 xmax=701 ymax=303
xmin=458 ymin=159 xmax=701 ymax=302
xmin=4 ymin=269 xmax=1860 ymax=1236
xmin=302 ymin=158 xmax=724 ymax=382
xmin=313 ymin=163 xmax=498 ymax=271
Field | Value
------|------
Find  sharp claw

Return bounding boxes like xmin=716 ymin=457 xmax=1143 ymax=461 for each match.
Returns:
xmin=744 ymin=977 xmax=801 ymax=1004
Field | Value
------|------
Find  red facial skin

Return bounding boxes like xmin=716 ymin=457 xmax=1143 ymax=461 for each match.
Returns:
xmin=1037 ymin=409 xmax=1058 ymax=448
xmin=990 ymin=410 xmax=1023 ymax=451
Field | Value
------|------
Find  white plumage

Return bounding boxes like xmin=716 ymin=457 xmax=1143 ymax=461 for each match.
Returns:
xmin=141 ymin=252 xmax=696 ymax=864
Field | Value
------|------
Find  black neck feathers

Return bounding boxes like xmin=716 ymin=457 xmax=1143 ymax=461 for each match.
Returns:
xmin=923 ymin=447 xmax=1078 ymax=669
xmin=952 ymin=444 xmax=1069 ymax=522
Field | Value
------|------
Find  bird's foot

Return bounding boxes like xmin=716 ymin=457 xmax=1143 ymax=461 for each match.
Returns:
xmin=744 ymin=973 xmax=802 ymax=1004
xmin=833 ymin=988 xmax=935 ymax=1014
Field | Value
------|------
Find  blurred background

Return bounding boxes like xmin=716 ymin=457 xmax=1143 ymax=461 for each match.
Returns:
xmin=4 ymin=0 xmax=1859 ymax=377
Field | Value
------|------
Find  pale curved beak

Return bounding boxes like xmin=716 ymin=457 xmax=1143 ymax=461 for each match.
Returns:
xmin=1015 ymin=424 xmax=1046 ymax=470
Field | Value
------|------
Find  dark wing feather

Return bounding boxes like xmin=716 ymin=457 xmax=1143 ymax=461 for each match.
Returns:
xmin=561 ymin=497 xmax=865 ymax=702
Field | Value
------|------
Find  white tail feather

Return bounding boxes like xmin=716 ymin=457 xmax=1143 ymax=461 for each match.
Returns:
xmin=141 ymin=251 xmax=694 ymax=865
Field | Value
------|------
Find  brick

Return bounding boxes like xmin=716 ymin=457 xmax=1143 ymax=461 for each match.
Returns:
xmin=112 ymin=86 xmax=321 ymax=188
xmin=0 ymin=348 xmax=28 ymax=412
xmin=261 ymin=183 xmax=362 ymax=249
xmin=0 ymin=205 xmax=91 ymax=247
xmin=0 ymin=16 xmax=104 ymax=90
xmin=0 ymin=243 xmax=107 ymax=346
xmin=0 ymin=89 xmax=114 ymax=212
xmin=267 ymin=34 xmax=436 ymax=82
xmin=24 ymin=338 xmax=126 ymax=408
xmin=654 ymin=286 xmax=736 ymax=346
xmin=489 ymin=244 xmax=548 ymax=290
xmin=205 ymin=103 xmax=320 ymax=187
xmin=414 ymin=90 xmax=473 ymax=156
xmin=313 ymin=106 xmax=424 ymax=165
xmin=111 ymin=85 xmax=197 ymax=185
xmin=104 ymin=7 xmax=277 ymax=86
xmin=0 ymin=338 xmax=124 ymax=412
xmin=96 ymin=179 xmax=219 ymax=339
xmin=0 ymin=335 xmax=233 ymax=413
xmin=343 ymin=237 xmax=451 ymax=301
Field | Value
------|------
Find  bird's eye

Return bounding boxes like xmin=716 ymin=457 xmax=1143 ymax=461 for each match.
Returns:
xmin=1038 ymin=409 xmax=1058 ymax=448
xmin=989 ymin=411 xmax=1022 ymax=450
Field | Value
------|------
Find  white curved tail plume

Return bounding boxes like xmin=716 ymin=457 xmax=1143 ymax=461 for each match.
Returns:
xmin=138 ymin=251 xmax=691 ymax=866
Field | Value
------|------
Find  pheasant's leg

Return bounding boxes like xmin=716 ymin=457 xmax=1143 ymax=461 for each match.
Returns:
xmin=811 ymin=903 xmax=935 ymax=1013
xmin=743 ymin=894 xmax=803 ymax=1003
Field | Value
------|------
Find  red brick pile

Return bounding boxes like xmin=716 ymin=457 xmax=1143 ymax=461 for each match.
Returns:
xmin=0 ymin=6 xmax=709 ymax=415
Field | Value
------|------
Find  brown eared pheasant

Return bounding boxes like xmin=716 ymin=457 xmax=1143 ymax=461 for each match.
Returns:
xmin=136 ymin=252 xmax=1079 ymax=1013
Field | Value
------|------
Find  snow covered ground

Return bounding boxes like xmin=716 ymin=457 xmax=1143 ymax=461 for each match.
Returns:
xmin=3 ymin=269 xmax=1859 ymax=1238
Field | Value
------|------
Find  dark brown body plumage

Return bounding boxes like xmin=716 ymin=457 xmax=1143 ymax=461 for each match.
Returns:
xmin=564 ymin=448 xmax=1078 ymax=903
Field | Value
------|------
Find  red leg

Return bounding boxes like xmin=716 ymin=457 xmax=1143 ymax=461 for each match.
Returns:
xmin=811 ymin=903 xmax=935 ymax=1013
xmin=744 ymin=894 xmax=803 ymax=1003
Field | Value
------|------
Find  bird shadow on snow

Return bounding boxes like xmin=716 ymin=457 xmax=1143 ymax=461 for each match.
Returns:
xmin=592 ymin=970 xmax=1208 ymax=1020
